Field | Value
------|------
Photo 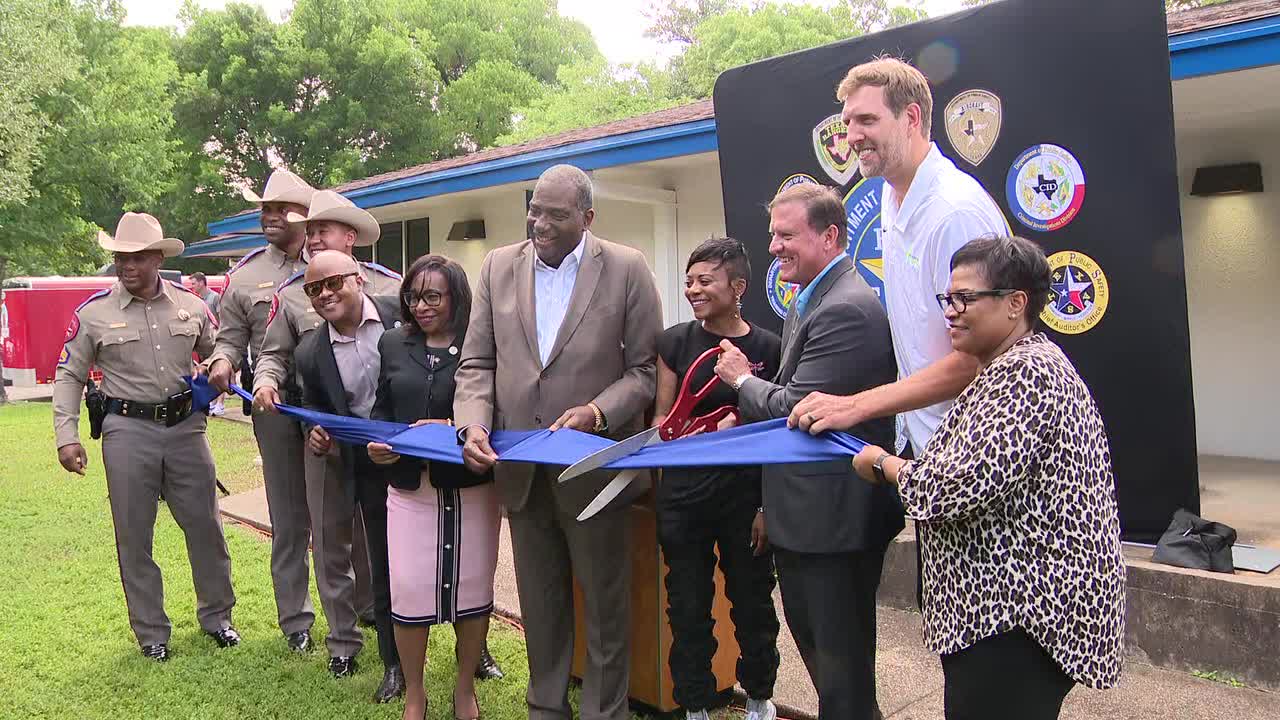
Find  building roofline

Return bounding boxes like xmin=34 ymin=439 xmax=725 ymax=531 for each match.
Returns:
xmin=209 ymin=9 xmax=1280 ymax=237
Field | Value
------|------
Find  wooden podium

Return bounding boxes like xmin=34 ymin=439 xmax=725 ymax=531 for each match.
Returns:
xmin=570 ymin=494 xmax=741 ymax=713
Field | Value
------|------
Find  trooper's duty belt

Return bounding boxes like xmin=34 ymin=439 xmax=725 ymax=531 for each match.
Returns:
xmin=104 ymin=390 xmax=196 ymax=428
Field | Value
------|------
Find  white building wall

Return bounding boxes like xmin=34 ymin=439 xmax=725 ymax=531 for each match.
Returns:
xmin=424 ymin=190 xmax=529 ymax=282
xmin=1176 ymin=128 xmax=1280 ymax=461
xmin=670 ymin=163 xmax=729 ymax=325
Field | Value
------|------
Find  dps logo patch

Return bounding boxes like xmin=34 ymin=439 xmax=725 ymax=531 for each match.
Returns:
xmin=1042 ymin=250 xmax=1109 ymax=334
xmin=944 ymin=89 xmax=1002 ymax=166
xmin=843 ymin=176 xmax=887 ymax=308
xmin=811 ymin=115 xmax=856 ymax=185
xmin=777 ymin=173 xmax=819 ymax=195
xmin=1006 ymin=144 xmax=1087 ymax=232
xmin=764 ymin=257 xmax=800 ymax=319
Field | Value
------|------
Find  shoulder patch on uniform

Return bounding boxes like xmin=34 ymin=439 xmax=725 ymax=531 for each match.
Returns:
xmin=266 ymin=292 xmax=282 ymax=326
xmin=362 ymin=261 xmax=402 ymax=280
xmin=61 ymin=289 xmax=109 ymax=350
xmin=228 ymin=246 xmax=268 ymax=275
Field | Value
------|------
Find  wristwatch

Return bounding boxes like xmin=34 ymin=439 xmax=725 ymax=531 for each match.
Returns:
xmin=732 ymin=373 xmax=753 ymax=391
xmin=872 ymin=452 xmax=892 ymax=484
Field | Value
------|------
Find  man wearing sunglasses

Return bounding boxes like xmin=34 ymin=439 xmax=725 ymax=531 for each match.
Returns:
xmin=291 ymin=251 xmax=408 ymax=702
xmin=253 ymin=190 xmax=403 ymax=692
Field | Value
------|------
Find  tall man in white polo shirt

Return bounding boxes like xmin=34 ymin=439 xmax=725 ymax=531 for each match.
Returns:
xmin=792 ymin=57 xmax=1008 ymax=457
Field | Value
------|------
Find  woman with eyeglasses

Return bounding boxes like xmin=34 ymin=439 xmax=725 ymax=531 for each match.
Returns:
xmin=849 ymin=236 xmax=1126 ymax=720
xmin=365 ymin=254 xmax=500 ymax=720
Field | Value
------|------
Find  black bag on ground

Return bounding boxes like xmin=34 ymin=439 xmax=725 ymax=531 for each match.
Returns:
xmin=1151 ymin=508 xmax=1236 ymax=573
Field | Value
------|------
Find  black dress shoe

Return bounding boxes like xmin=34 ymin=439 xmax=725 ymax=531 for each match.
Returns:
xmin=141 ymin=644 xmax=170 ymax=662
xmin=207 ymin=627 xmax=241 ymax=648
xmin=474 ymin=646 xmax=503 ymax=681
xmin=328 ymin=655 xmax=358 ymax=678
xmin=286 ymin=630 xmax=312 ymax=654
xmin=372 ymin=664 xmax=406 ymax=703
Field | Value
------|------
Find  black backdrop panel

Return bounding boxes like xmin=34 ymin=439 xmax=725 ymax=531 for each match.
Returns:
xmin=713 ymin=0 xmax=1197 ymax=540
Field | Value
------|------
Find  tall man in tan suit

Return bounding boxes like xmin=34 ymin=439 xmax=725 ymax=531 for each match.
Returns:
xmin=54 ymin=213 xmax=239 ymax=661
xmin=456 ymin=164 xmax=663 ymax=720
xmin=205 ymin=169 xmax=317 ymax=654
xmin=253 ymin=190 xmax=403 ymax=686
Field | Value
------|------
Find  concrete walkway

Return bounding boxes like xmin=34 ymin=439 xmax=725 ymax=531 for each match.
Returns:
xmin=217 ymin=485 xmax=1276 ymax=719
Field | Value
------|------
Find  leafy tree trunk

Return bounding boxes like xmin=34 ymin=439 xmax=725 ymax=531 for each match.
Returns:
xmin=0 ymin=255 xmax=9 ymax=404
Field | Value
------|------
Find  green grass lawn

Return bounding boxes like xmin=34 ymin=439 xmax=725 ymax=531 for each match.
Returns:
xmin=204 ymin=413 xmax=267 ymax=496
xmin=0 ymin=401 xmax=744 ymax=719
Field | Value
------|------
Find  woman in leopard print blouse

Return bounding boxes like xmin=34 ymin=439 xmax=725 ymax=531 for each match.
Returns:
xmin=852 ymin=236 xmax=1125 ymax=720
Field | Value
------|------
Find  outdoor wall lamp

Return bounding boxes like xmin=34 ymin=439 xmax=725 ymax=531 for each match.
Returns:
xmin=1190 ymin=162 xmax=1264 ymax=196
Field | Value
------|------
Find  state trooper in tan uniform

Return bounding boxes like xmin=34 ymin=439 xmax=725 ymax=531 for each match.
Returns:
xmin=204 ymin=169 xmax=319 ymax=654
xmin=53 ymin=213 xmax=239 ymax=661
xmin=254 ymin=190 xmax=402 ymax=678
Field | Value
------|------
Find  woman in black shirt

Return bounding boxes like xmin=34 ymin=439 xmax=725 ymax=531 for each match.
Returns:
xmin=654 ymin=237 xmax=782 ymax=720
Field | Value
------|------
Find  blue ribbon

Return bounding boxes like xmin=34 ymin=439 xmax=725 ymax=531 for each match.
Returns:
xmin=215 ymin=380 xmax=866 ymax=468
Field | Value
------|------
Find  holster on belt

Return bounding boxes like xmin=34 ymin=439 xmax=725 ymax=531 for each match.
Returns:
xmin=85 ymin=378 xmax=106 ymax=440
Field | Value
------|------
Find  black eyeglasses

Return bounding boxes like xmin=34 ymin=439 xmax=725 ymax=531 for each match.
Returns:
xmin=402 ymin=290 xmax=450 ymax=308
xmin=935 ymin=289 xmax=1017 ymax=314
xmin=302 ymin=272 xmax=358 ymax=298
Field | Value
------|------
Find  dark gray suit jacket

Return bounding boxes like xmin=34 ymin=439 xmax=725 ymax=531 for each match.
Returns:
xmin=296 ymin=294 xmax=401 ymax=503
xmin=738 ymin=256 xmax=905 ymax=553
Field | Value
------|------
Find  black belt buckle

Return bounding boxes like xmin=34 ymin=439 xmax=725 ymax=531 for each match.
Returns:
xmin=164 ymin=391 xmax=194 ymax=427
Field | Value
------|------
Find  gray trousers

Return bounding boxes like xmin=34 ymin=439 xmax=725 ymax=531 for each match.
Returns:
xmin=101 ymin=413 xmax=235 ymax=647
xmin=253 ymin=411 xmax=315 ymax=635
xmin=304 ymin=449 xmax=362 ymax=658
xmin=509 ymin=472 xmax=632 ymax=720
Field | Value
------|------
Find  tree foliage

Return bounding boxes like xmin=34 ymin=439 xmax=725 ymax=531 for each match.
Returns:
xmin=0 ymin=0 xmax=78 ymax=207
xmin=498 ymin=59 xmax=689 ymax=145
xmin=1 ymin=1 xmax=179 ymax=276
xmin=503 ymin=0 xmax=925 ymax=144
xmin=162 ymin=0 xmax=596 ymax=244
xmin=963 ymin=0 xmax=1226 ymax=10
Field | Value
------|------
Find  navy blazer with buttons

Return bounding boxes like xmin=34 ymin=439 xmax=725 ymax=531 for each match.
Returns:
xmin=370 ymin=324 xmax=493 ymax=491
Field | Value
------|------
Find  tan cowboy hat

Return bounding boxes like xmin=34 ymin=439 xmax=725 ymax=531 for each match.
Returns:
xmin=285 ymin=190 xmax=380 ymax=247
xmin=242 ymin=168 xmax=317 ymax=206
xmin=97 ymin=212 xmax=185 ymax=258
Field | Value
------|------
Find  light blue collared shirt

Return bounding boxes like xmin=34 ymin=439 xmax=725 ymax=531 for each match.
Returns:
xmin=793 ymin=254 xmax=845 ymax=318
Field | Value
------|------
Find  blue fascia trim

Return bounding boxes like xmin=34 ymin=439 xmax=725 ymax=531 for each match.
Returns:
xmin=1169 ymin=14 xmax=1280 ymax=80
xmin=182 ymin=233 xmax=267 ymax=257
xmin=207 ymin=118 xmax=719 ymax=236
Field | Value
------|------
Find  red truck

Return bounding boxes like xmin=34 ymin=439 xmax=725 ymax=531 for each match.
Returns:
xmin=2 ymin=273 xmax=227 ymax=387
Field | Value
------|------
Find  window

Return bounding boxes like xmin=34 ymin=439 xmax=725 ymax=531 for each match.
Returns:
xmin=407 ymin=218 xmax=430 ymax=263
xmin=375 ymin=222 xmax=404 ymax=274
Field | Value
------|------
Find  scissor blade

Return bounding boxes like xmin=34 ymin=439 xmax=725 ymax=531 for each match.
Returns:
xmin=556 ymin=427 xmax=660 ymax=483
xmin=576 ymin=469 xmax=644 ymax=521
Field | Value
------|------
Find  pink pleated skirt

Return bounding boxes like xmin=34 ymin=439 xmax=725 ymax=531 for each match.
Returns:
xmin=386 ymin=474 xmax=500 ymax=626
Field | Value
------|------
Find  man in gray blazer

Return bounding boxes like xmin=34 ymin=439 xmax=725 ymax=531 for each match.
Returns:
xmin=454 ymin=164 xmax=663 ymax=720
xmin=714 ymin=183 xmax=903 ymax=720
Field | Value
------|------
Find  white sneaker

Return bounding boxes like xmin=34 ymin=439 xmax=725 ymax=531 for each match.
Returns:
xmin=686 ymin=710 xmax=710 ymax=720
xmin=745 ymin=697 xmax=777 ymax=720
